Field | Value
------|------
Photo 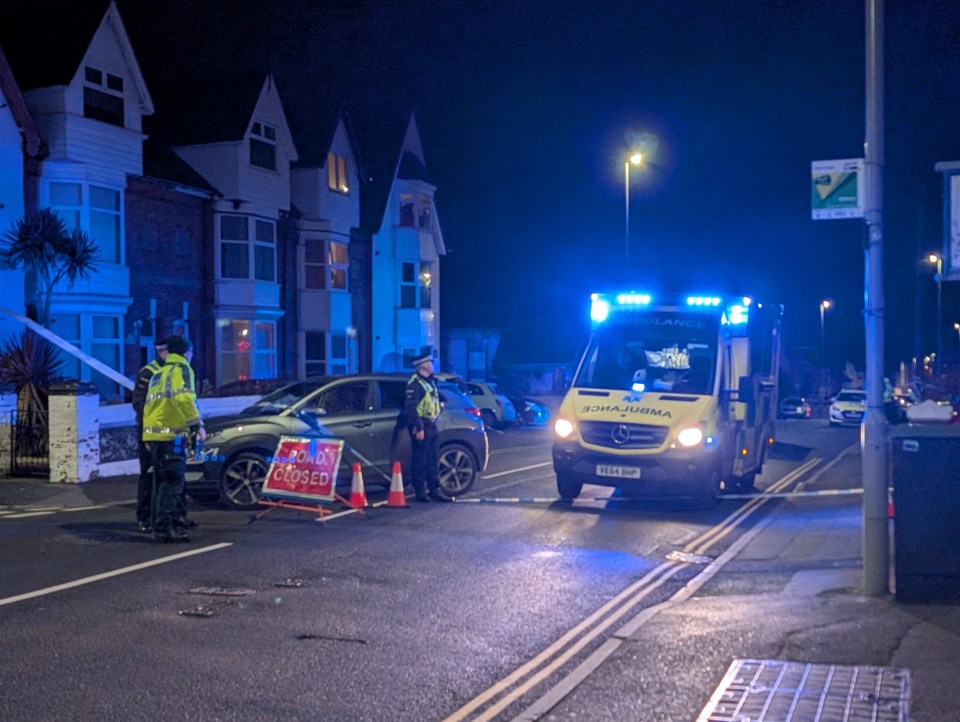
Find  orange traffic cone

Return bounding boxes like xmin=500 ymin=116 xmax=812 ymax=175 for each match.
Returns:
xmin=348 ymin=462 xmax=368 ymax=508
xmin=386 ymin=462 xmax=410 ymax=508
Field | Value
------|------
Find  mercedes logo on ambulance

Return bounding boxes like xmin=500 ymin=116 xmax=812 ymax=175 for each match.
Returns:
xmin=611 ymin=424 xmax=630 ymax=445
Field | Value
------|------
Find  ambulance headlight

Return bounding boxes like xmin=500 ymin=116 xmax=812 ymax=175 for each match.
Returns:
xmin=554 ymin=418 xmax=575 ymax=438
xmin=677 ymin=426 xmax=704 ymax=447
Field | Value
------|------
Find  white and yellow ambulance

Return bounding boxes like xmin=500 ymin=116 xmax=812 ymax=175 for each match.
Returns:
xmin=552 ymin=292 xmax=782 ymax=506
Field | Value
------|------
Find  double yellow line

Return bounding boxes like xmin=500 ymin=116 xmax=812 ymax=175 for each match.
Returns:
xmin=442 ymin=457 xmax=822 ymax=722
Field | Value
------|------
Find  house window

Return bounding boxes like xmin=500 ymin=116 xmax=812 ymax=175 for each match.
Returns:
xmin=400 ymin=261 xmax=432 ymax=309
xmin=47 ymin=181 xmax=122 ymax=264
xmin=329 ymin=241 xmax=348 ymax=290
xmin=304 ymin=331 xmax=348 ymax=376
xmin=305 ymin=332 xmax=326 ymax=376
xmin=250 ymin=121 xmax=277 ymax=170
xmin=90 ymin=315 xmax=121 ymax=398
xmin=254 ymin=220 xmax=275 ymax=281
xmin=89 ymin=186 xmax=120 ymax=263
xmin=51 ymin=313 xmax=81 ymax=381
xmin=218 ymin=214 xmax=275 ymax=281
xmin=218 ymin=318 xmax=277 ymax=385
xmin=327 ymin=152 xmax=349 ymax=193
xmin=304 ymin=238 xmax=325 ymax=289
xmin=399 ymin=194 xmax=415 ymax=227
xmin=303 ymin=239 xmax=348 ymax=290
xmin=83 ymin=65 xmax=124 ymax=127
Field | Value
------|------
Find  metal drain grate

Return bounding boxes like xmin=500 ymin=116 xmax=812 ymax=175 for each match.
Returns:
xmin=697 ymin=659 xmax=910 ymax=722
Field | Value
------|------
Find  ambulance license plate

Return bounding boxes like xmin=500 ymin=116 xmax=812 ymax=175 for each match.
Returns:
xmin=596 ymin=464 xmax=641 ymax=479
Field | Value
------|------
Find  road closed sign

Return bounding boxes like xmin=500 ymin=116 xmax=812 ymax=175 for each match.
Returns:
xmin=811 ymin=158 xmax=864 ymax=219
xmin=260 ymin=436 xmax=345 ymax=503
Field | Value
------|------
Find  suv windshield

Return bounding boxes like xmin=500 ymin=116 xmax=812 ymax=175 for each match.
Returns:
xmin=574 ymin=311 xmax=718 ymax=395
xmin=243 ymin=381 xmax=324 ymax=413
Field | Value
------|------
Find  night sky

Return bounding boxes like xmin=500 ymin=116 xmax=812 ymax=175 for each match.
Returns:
xmin=18 ymin=1 xmax=960 ymax=372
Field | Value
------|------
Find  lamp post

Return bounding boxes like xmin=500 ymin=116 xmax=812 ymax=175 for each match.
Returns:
xmin=928 ymin=253 xmax=943 ymax=375
xmin=954 ymin=322 xmax=960 ymax=348
xmin=819 ymin=299 xmax=831 ymax=397
xmin=624 ymin=153 xmax=642 ymax=264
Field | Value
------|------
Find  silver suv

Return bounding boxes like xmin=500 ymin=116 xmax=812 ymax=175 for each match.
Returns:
xmin=187 ymin=374 xmax=489 ymax=508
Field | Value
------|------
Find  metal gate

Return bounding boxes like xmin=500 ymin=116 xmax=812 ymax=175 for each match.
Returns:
xmin=11 ymin=407 xmax=49 ymax=476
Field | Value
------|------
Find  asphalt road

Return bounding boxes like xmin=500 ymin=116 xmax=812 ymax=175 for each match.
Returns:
xmin=0 ymin=420 xmax=855 ymax=721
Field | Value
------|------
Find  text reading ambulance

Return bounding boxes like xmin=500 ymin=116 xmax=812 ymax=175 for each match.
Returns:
xmin=552 ymin=292 xmax=782 ymax=507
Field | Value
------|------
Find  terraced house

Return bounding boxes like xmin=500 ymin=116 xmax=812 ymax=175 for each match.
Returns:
xmin=0 ymin=1 xmax=447 ymax=401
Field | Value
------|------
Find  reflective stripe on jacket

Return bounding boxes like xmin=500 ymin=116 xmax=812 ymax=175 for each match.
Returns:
xmin=132 ymin=358 xmax=164 ymax=427
xmin=404 ymin=373 xmax=440 ymax=431
xmin=142 ymin=353 xmax=201 ymax=441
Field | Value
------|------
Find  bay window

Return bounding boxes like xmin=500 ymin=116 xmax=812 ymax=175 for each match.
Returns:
xmin=218 ymin=318 xmax=277 ymax=385
xmin=218 ymin=214 xmax=275 ymax=282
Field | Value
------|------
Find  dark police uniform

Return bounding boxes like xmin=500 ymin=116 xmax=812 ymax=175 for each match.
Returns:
xmin=402 ymin=353 xmax=449 ymax=502
xmin=131 ymin=347 xmax=165 ymax=532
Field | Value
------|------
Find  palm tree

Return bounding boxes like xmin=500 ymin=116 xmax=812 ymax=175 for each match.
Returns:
xmin=0 ymin=208 xmax=99 ymax=328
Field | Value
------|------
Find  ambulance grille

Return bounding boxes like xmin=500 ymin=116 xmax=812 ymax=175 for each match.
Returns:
xmin=580 ymin=421 xmax=668 ymax=449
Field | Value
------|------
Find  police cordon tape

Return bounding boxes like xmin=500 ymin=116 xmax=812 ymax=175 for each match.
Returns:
xmin=450 ymin=487 xmax=868 ymax=504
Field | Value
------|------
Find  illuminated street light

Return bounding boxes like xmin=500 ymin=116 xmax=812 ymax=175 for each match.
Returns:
xmin=819 ymin=300 xmax=831 ymax=397
xmin=927 ymin=253 xmax=943 ymax=375
xmin=624 ymin=152 xmax=643 ymax=264
xmin=954 ymin=322 xmax=960 ymax=347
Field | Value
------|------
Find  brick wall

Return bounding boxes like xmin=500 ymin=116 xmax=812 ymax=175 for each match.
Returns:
xmin=124 ymin=175 xmax=214 ymax=388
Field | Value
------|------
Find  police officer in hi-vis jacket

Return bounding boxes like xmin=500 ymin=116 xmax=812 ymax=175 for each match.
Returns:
xmin=142 ymin=336 xmax=206 ymax=542
xmin=402 ymin=351 xmax=450 ymax=502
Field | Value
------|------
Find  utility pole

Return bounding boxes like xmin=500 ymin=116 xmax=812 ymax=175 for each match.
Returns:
xmin=862 ymin=0 xmax=889 ymax=596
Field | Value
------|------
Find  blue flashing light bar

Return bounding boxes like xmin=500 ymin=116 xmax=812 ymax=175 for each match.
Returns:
xmin=590 ymin=291 xmax=756 ymax=326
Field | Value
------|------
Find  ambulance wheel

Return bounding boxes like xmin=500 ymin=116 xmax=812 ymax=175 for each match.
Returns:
xmin=557 ymin=473 xmax=583 ymax=500
xmin=220 ymin=451 xmax=269 ymax=509
xmin=693 ymin=471 xmax=721 ymax=509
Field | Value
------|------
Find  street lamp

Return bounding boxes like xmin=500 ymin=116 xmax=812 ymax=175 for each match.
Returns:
xmin=819 ymin=299 xmax=831 ymax=397
xmin=624 ymin=153 xmax=643 ymax=264
xmin=927 ymin=253 xmax=943 ymax=375
xmin=954 ymin=322 xmax=960 ymax=348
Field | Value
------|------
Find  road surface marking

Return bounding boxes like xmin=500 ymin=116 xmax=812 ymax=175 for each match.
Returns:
xmin=0 ymin=543 xmax=233 ymax=608
xmin=444 ymin=454 xmax=829 ymax=722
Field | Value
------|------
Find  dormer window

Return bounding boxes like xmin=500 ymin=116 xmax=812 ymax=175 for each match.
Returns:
xmin=83 ymin=65 xmax=124 ymax=127
xmin=327 ymin=152 xmax=349 ymax=193
xmin=250 ymin=122 xmax=277 ymax=170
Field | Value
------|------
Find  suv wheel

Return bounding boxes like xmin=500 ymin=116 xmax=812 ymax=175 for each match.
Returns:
xmin=220 ymin=451 xmax=269 ymax=509
xmin=480 ymin=409 xmax=498 ymax=429
xmin=437 ymin=443 xmax=477 ymax=496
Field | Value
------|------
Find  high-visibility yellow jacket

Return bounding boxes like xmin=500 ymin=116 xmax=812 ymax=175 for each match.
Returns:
xmin=142 ymin=353 xmax=202 ymax=441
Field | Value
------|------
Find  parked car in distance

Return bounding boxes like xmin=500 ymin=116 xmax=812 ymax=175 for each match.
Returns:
xmin=778 ymin=396 xmax=812 ymax=420
xmin=829 ymin=389 xmax=867 ymax=426
xmin=436 ymin=375 xmax=516 ymax=428
xmin=187 ymin=374 xmax=489 ymax=509
xmin=510 ymin=396 xmax=551 ymax=426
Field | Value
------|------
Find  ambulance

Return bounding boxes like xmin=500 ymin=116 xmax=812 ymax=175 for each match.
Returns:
xmin=552 ymin=292 xmax=782 ymax=506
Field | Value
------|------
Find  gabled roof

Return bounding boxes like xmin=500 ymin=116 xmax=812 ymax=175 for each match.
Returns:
xmin=0 ymin=45 xmax=44 ymax=158
xmin=1 ymin=1 xmax=153 ymax=116
xmin=356 ymin=110 xmax=435 ymax=235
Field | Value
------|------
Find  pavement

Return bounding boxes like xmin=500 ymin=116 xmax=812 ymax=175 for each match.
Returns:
xmin=3 ymin=447 xmax=959 ymax=721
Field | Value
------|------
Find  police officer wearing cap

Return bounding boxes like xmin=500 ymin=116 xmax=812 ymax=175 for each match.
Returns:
xmin=403 ymin=351 xmax=450 ymax=502
xmin=131 ymin=341 xmax=167 ymax=532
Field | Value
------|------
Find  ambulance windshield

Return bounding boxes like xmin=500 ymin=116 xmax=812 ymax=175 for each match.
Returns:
xmin=573 ymin=311 xmax=719 ymax=395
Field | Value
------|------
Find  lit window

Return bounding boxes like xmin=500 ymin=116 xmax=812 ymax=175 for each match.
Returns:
xmin=218 ymin=318 xmax=277 ymax=385
xmin=326 ymin=152 xmax=349 ymax=193
xmin=329 ymin=241 xmax=348 ymax=290
xmin=400 ymin=261 xmax=432 ymax=309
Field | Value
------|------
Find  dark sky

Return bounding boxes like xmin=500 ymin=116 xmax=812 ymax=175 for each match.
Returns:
xmin=36 ymin=1 xmax=960 ymax=370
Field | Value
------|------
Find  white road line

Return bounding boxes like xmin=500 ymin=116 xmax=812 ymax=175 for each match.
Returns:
xmin=0 ymin=543 xmax=233 ymax=608
xmin=481 ymin=462 xmax=553 ymax=481
xmin=3 ymin=511 xmax=56 ymax=519
xmin=447 ymin=455 xmax=828 ymax=722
